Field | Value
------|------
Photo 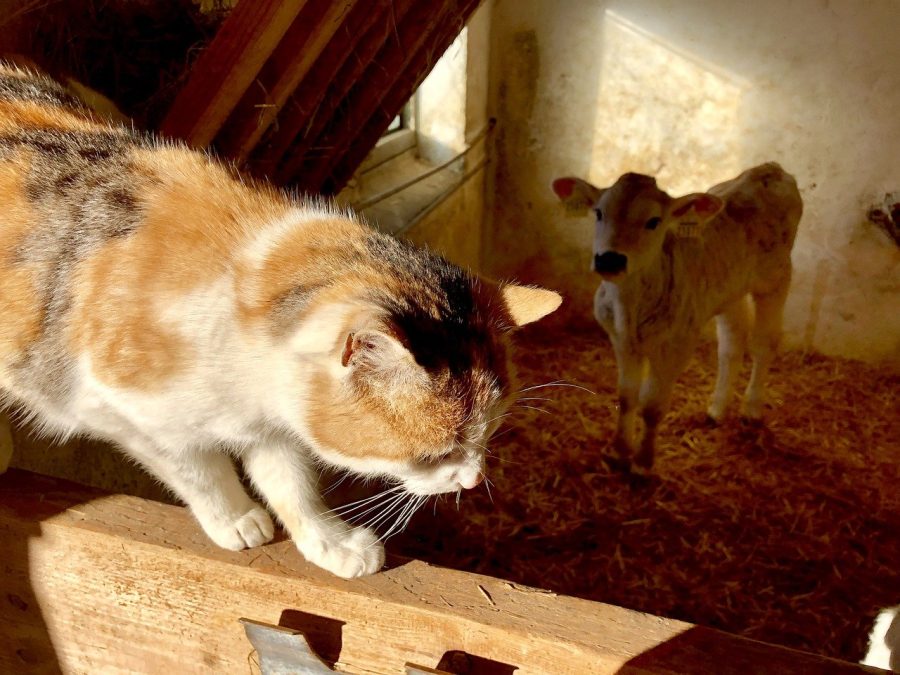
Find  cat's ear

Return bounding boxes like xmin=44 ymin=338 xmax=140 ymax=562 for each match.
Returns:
xmin=340 ymin=321 xmax=416 ymax=373
xmin=500 ymin=284 xmax=563 ymax=327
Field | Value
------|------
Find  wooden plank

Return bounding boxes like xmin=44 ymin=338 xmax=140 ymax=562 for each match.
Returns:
xmin=247 ymin=0 xmax=394 ymax=179
xmin=160 ymin=0 xmax=308 ymax=148
xmin=276 ymin=0 xmax=457 ymax=191
xmin=270 ymin=0 xmax=419 ymax=187
xmin=322 ymin=0 xmax=483 ymax=194
xmin=215 ymin=0 xmax=360 ymax=163
xmin=0 ymin=470 xmax=883 ymax=675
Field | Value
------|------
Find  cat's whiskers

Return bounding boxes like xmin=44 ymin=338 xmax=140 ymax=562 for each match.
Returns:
xmin=471 ymin=411 xmax=514 ymax=431
xmin=331 ymin=493 xmax=404 ymax=528
xmin=322 ymin=470 xmax=352 ymax=496
xmin=487 ymin=426 xmax=515 ymax=442
xmin=379 ymin=494 xmax=426 ymax=544
xmin=483 ymin=475 xmax=494 ymax=504
xmin=516 ymin=380 xmax=598 ymax=396
xmin=515 ymin=396 xmax=555 ymax=404
xmin=513 ymin=404 xmax=553 ymax=416
xmin=486 ymin=454 xmax=522 ymax=466
xmin=330 ymin=484 xmax=403 ymax=514
xmin=359 ymin=492 xmax=409 ymax=531
xmin=324 ymin=485 xmax=404 ymax=521
xmin=464 ymin=437 xmax=491 ymax=453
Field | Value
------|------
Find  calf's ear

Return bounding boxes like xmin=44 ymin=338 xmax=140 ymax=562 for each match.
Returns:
xmin=668 ymin=192 xmax=724 ymax=238
xmin=552 ymin=177 xmax=605 ymax=214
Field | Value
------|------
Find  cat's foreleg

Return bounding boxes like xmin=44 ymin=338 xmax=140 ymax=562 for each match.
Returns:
xmin=242 ymin=441 xmax=385 ymax=579
xmin=121 ymin=437 xmax=274 ymax=550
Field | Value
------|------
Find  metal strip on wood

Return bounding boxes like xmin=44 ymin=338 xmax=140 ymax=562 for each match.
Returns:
xmin=240 ymin=619 xmax=454 ymax=675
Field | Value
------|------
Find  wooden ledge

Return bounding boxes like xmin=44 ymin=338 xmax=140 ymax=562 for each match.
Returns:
xmin=0 ymin=470 xmax=883 ymax=674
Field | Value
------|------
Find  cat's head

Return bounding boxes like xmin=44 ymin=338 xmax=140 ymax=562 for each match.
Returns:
xmin=262 ymin=227 xmax=561 ymax=496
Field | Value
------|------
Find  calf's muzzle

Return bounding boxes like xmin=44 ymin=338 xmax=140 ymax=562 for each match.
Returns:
xmin=593 ymin=251 xmax=628 ymax=276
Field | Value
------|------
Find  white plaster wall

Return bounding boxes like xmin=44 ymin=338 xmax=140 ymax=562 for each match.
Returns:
xmin=486 ymin=0 xmax=900 ymax=364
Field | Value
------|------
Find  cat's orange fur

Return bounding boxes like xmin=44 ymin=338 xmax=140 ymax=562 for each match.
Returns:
xmin=0 ymin=63 xmax=561 ymax=578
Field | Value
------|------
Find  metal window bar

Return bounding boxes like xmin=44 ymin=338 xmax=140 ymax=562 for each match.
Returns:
xmin=353 ymin=118 xmax=495 ymax=212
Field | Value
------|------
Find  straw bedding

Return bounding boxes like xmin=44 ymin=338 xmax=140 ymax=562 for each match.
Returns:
xmin=395 ymin=328 xmax=900 ymax=663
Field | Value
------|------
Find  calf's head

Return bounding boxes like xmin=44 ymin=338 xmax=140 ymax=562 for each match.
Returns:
xmin=551 ymin=173 xmax=724 ymax=279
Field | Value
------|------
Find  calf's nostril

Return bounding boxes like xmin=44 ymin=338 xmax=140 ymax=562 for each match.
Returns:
xmin=594 ymin=251 xmax=627 ymax=275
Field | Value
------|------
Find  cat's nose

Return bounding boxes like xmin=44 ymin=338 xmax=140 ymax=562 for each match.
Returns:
xmin=459 ymin=473 xmax=484 ymax=490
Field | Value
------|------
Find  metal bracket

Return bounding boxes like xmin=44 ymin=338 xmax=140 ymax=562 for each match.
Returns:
xmin=240 ymin=618 xmax=453 ymax=675
xmin=241 ymin=619 xmax=335 ymax=674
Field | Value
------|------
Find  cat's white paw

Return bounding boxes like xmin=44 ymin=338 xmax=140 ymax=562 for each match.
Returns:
xmin=297 ymin=526 xmax=385 ymax=579
xmin=200 ymin=505 xmax=275 ymax=551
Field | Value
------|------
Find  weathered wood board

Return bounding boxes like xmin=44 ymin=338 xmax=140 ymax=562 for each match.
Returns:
xmin=0 ymin=471 xmax=885 ymax=674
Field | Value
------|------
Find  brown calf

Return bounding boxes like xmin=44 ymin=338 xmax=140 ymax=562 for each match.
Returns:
xmin=553 ymin=163 xmax=802 ymax=472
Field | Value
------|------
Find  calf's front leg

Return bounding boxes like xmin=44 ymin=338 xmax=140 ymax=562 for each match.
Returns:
xmin=633 ymin=347 xmax=692 ymax=474
xmin=611 ymin=345 xmax=643 ymax=469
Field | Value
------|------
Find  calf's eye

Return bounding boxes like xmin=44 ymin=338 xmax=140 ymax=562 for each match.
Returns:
xmin=594 ymin=208 xmax=603 ymax=221
xmin=645 ymin=216 xmax=661 ymax=230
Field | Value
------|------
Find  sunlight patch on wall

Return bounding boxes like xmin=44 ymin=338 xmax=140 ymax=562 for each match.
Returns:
xmin=590 ymin=10 xmax=746 ymax=195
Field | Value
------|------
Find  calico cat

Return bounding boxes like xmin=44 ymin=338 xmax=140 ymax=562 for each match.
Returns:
xmin=0 ymin=64 xmax=561 ymax=578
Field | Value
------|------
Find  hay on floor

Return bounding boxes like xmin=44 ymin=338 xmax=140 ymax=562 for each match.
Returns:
xmin=394 ymin=328 xmax=900 ymax=663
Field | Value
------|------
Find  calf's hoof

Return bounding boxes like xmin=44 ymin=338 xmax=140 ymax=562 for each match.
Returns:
xmin=702 ymin=413 xmax=721 ymax=428
xmin=740 ymin=397 xmax=764 ymax=420
xmin=602 ymin=453 xmax=632 ymax=474
xmin=630 ymin=460 xmax=654 ymax=477
xmin=739 ymin=415 xmax=765 ymax=429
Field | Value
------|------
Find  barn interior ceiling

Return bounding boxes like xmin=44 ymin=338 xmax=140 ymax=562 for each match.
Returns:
xmin=160 ymin=0 xmax=484 ymax=194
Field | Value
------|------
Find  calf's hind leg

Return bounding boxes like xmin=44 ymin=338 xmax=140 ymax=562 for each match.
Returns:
xmin=707 ymin=296 xmax=749 ymax=422
xmin=744 ymin=273 xmax=791 ymax=419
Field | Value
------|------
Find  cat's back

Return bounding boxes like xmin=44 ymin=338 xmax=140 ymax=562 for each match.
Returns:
xmin=0 ymin=64 xmax=295 ymax=401
xmin=0 ymin=63 xmax=124 ymax=389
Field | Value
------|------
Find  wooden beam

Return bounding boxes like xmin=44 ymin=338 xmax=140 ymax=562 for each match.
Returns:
xmin=322 ymin=0 xmax=483 ymax=194
xmin=269 ymin=0 xmax=419 ymax=187
xmin=215 ymin=0 xmax=360 ymax=163
xmin=247 ymin=0 xmax=397 ymax=180
xmin=277 ymin=0 xmax=461 ymax=191
xmin=0 ymin=470 xmax=883 ymax=674
xmin=160 ymin=0 xmax=308 ymax=148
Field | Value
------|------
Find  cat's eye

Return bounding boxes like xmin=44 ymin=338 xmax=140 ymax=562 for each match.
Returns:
xmin=645 ymin=216 xmax=662 ymax=230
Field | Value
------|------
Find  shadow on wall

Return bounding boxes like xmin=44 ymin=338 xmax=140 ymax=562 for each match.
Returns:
xmin=485 ymin=0 xmax=607 ymax=324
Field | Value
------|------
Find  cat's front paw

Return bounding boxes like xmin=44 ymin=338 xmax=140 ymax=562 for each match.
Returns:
xmin=298 ymin=526 xmax=385 ymax=579
xmin=200 ymin=505 xmax=275 ymax=551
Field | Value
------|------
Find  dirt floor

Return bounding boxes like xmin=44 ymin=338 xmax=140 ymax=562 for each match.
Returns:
xmin=394 ymin=327 xmax=900 ymax=664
